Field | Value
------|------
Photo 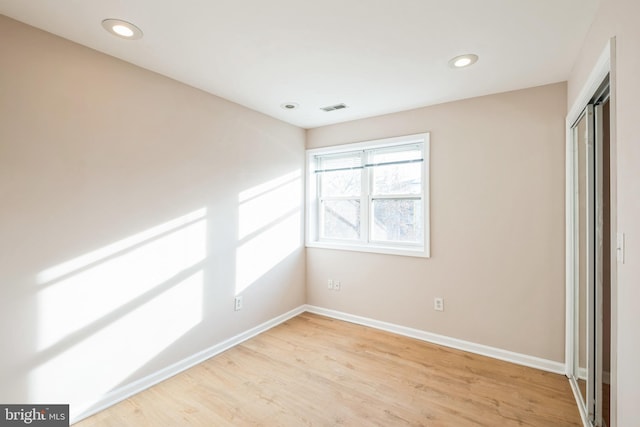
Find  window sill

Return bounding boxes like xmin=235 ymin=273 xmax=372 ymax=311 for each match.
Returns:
xmin=305 ymin=240 xmax=429 ymax=258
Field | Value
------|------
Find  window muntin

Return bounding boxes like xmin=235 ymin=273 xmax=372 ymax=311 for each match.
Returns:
xmin=307 ymin=133 xmax=429 ymax=257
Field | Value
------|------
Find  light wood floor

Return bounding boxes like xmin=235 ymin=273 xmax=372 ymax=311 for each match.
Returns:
xmin=76 ymin=313 xmax=581 ymax=426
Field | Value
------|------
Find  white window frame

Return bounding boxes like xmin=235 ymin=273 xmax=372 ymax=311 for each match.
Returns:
xmin=306 ymin=132 xmax=430 ymax=258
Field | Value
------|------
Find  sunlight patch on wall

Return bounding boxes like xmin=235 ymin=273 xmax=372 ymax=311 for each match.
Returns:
xmin=31 ymin=209 xmax=208 ymax=418
xmin=37 ymin=209 xmax=207 ymax=284
xmin=30 ymin=271 xmax=204 ymax=420
xmin=36 ymin=210 xmax=207 ymax=351
xmin=238 ymin=170 xmax=301 ymax=239
xmin=236 ymin=213 xmax=301 ymax=295
xmin=236 ymin=171 xmax=301 ymax=295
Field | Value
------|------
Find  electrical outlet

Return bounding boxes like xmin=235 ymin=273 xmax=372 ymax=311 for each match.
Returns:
xmin=327 ymin=279 xmax=334 ymax=290
xmin=434 ymin=297 xmax=444 ymax=311
xmin=334 ymin=281 xmax=341 ymax=291
xmin=234 ymin=296 xmax=243 ymax=311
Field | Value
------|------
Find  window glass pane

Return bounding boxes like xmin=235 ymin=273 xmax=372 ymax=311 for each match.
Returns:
xmin=317 ymin=153 xmax=362 ymax=197
xmin=371 ymin=199 xmax=422 ymax=243
xmin=370 ymin=146 xmax=422 ymax=195
xmin=321 ymin=199 xmax=360 ymax=240
xmin=372 ymin=162 xmax=421 ymax=195
xmin=370 ymin=146 xmax=422 ymax=165
xmin=317 ymin=152 xmax=362 ymax=171
xmin=320 ymin=169 xmax=361 ymax=197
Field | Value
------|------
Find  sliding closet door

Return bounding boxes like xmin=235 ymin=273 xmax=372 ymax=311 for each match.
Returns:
xmin=584 ymin=102 xmax=604 ymax=423
xmin=571 ymin=100 xmax=606 ymax=426
xmin=572 ymin=105 xmax=594 ymax=417
xmin=594 ymin=102 xmax=605 ymax=425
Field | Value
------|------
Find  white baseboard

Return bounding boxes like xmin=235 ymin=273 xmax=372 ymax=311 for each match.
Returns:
xmin=304 ymin=305 xmax=566 ymax=375
xmin=71 ymin=305 xmax=307 ymax=424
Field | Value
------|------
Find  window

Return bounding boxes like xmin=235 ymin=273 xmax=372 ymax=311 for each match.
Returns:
xmin=306 ymin=133 xmax=429 ymax=257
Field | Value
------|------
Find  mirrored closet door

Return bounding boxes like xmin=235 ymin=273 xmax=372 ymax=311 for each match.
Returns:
xmin=568 ymin=78 xmax=610 ymax=427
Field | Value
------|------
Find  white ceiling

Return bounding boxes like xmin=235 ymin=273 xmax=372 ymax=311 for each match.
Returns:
xmin=0 ymin=0 xmax=599 ymax=129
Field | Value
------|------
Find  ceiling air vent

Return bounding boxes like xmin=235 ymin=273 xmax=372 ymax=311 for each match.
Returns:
xmin=320 ymin=103 xmax=348 ymax=112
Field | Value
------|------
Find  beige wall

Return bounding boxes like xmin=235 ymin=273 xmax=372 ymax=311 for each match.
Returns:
xmin=0 ymin=15 xmax=306 ymax=419
xmin=568 ymin=0 xmax=640 ymax=425
xmin=306 ymin=83 xmax=567 ymax=362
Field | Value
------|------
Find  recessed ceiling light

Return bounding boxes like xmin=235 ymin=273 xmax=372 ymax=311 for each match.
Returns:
xmin=449 ymin=54 xmax=479 ymax=69
xmin=102 ymin=19 xmax=143 ymax=40
xmin=281 ymin=102 xmax=299 ymax=110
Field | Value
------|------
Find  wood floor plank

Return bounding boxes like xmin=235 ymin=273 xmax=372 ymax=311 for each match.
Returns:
xmin=75 ymin=313 xmax=581 ymax=426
